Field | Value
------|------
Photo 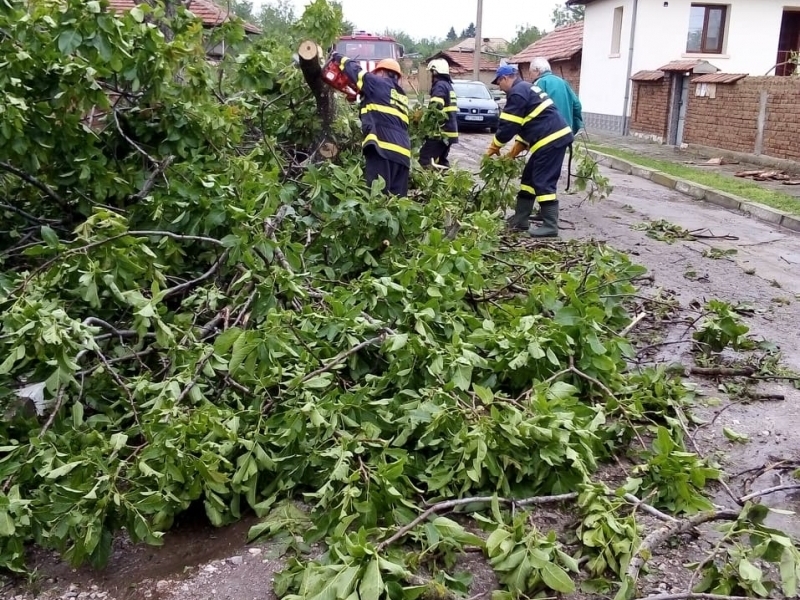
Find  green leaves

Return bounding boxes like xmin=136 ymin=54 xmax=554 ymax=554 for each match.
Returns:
xmin=57 ymin=29 xmax=83 ymax=54
xmin=486 ymin=518 xmax=577 ymax=596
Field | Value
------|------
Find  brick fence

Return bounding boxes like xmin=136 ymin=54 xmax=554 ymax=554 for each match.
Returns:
xmin=684 ymin=76 xmax=800 ymax=161
xmin=630 ymin=76 xmax=671 ymax=142
xmin=630 ymin=75 xmax=800 ymax=162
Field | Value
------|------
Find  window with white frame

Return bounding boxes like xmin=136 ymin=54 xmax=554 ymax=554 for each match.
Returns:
xmin=611 ymin=6 xmax=624 ymax=55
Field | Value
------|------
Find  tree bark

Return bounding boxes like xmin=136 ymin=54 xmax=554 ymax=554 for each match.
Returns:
xmin=297 ymin=40 xmax=335 ymax=133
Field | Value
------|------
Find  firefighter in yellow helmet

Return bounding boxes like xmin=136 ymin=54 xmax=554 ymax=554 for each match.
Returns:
xmin=419 ymin=59 xmax=458 ymax=168
xmin=332 ymin=53 xmax=411 ymax=197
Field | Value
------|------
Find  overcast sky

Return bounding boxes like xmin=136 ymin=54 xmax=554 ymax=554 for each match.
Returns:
xmin=252 ymin=0 xmax=560 ymax=41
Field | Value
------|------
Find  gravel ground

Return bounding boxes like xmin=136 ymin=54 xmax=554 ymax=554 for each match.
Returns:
xmin=5 ymin=133 xmax=799 ymax=600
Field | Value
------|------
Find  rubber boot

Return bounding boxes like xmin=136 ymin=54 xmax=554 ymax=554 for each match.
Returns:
xmin=531 ymin=203 xmax=544 ymax=222
xmin=505 ymin=196 xmax=534 ymax=231
xmin=529 ymin=201 xmax=559 ymax=238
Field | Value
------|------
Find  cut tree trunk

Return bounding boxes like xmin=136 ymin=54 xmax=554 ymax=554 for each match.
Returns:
xmin=296 ymin=40 xmax=339 ymax=161
xmin=297 ymin=40 xmax=335 ymax=131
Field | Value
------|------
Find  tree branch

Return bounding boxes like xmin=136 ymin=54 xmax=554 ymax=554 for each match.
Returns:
xmin=162 ymin=249 xmax=230 ymax=299
xmin=377 ymin=492 xmax=578 ymax=551
xmin=299 ymin=332 xmax=389 ymax=384
xmin=0 ymin=161 xmax=67 ymax=207
xmin=626 ymin=509 xmax=740 ymax=590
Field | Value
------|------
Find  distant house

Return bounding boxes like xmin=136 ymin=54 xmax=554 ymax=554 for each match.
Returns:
xmin=107 ymin=0 xmax=260 ymax=57
xmin=569 ymin=0 xmax=800 ymax=135
xmin=508 ymin=22 xmax=583 ymax=93
xmin=448 ymin=37 xmax=510 ymax=54
xmin=422 ymin=50 xmax=503 ymax=90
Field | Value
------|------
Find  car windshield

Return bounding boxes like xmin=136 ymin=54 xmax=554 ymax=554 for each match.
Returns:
xmin=453 ymin=83 xmax=492 ymax=100
xmin=336 ymin=40 xmax=396 ymax=59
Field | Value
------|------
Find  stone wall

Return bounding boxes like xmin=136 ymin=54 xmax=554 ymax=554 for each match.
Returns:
xmin=683 ymin=76 xmax=800 ymax=162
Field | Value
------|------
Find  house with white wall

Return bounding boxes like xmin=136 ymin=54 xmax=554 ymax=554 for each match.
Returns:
xmin=569 ymin=0 xmax=800 ymax=134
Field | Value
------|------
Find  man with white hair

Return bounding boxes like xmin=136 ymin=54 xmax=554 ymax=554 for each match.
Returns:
xmin=530 ymin=57 xmax=583 ymax=136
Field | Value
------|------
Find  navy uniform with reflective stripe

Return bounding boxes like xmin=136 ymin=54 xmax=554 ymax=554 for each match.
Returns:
xmin=420 ymin=77 xmax=459 ymax=167
xmin=333 ymin=53 xmax=411 ymax=196
xmin=492 ymin=79 xmax=573 ymax=203
xmin=429 ymin=78 xmax=458 ymax=142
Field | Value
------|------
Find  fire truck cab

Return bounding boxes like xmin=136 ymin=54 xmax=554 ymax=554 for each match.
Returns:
xmin=335 ymin=31 xmax=405 ymax=74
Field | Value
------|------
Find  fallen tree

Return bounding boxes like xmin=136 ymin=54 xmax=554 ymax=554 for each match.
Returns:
xmin=1 ymin=1 xmax=799 ymax=599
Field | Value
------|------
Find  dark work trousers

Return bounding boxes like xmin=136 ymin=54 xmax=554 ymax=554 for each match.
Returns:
xmin=364 ymin=147 xmax=409 ymax=197
xmin=419 ymin=139 xmax=451 ymax=167
xmin=518 ymin=142 xmax=569 ymax=205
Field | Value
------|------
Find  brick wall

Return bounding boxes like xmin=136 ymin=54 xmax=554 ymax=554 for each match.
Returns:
xmin=519 ymin=54 xmax=582 ymax=95
xmin=630 ymin=78 xmax=671 ymax=142
xmin=683 ymin=76 xmax=800 ymax=162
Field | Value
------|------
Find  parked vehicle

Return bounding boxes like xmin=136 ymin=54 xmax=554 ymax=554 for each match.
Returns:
xmin=452 ymin=80 xmax=500 ymax=133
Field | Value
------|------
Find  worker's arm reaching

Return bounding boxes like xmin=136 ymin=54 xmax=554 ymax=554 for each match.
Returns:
xmin=332 ymin=53 xmax=368 ymax=92
xmin=486 ymin=89 xmax=527 ymax=156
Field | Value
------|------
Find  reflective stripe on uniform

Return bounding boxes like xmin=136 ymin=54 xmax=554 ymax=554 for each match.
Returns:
xmin=500 ymin=112 xmax=525 ymax=124
xmin=444 ymin=106 xmax=457 ymax=112
xmin=361 ymin=103 xmax=409 ymax=123
xmin=523 ymin=99 xmax=554 ymax=124
xmin=491 ymin=136 xmax=503 ymax=147
xmin=430 ymin=97 xmax=445 ymax=104
xmin=537 ymin=193 xmax=557 ymax=202
xmin=363 ymin=133 xmax=412 ymax=158
xmin=529 ymin=126 xmax=572 ymax=154
xmin=356 ymin=71 xmax=365 ymax=91
xmin=443 ymin=131 xmax=459 ymax=138
xmin=520 ymin=184 xmax=536 ymax=195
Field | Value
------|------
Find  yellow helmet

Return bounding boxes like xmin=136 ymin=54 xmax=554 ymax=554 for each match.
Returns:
xmin=374 ymin=58 xmax=403 ymax=77
xmin=427 ymin=59 xmax=450 ymax=76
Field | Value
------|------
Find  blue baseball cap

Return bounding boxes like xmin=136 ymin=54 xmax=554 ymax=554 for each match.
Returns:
xmin=492 ymin=64 xmax=518 ymax=85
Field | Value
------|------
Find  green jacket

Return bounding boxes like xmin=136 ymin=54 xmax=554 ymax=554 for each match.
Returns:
xmin=534 ymin=71 xmax=584 ymax=135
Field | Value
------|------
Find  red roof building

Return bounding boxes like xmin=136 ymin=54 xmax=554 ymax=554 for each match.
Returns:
xmin=508 ymin=22 xmax=583 ymax=93
xmin=106 ymin=0 xmax=260 ymax=34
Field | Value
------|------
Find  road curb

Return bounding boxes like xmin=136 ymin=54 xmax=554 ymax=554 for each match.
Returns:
xmin=588 ymin=150 xmax=800 ymax=233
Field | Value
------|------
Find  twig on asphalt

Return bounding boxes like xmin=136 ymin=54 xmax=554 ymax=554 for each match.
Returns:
xmin=626 ymin=509 xmax=740 ymax=590
xmin=739 ymin=483 xmax=800 ymax=503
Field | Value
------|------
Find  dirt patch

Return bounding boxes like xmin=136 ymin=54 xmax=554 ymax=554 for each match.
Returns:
xmin=5 ymin=134 xmax=799 ymax=600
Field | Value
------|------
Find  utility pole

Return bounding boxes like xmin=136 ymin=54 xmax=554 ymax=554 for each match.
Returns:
xmin=472 ymin=0 xmax=483 ymax=81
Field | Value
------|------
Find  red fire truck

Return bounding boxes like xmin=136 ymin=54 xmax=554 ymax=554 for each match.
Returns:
xmin=335 ymin=31 xmax=405 ymax=74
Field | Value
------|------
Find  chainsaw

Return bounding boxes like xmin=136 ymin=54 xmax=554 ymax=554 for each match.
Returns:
xmin=321 ymin=57 xmax=359 ymax=103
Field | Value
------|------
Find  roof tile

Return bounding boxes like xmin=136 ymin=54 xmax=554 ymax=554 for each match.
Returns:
xmin=508 ymin=21 xmax=583 ymax=64
xmin=630 ymin=70 xmax=665 ymax=82
xmin=658 ymin=59 xmax=719 ymax=73
xmin=427 ymin=50 xmax=502 ymax=73
xmin=692 ymin=73 xmax=748 ymax=84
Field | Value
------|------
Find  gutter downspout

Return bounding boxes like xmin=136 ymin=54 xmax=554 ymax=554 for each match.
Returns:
xmin=621 ymin=0 xmax=639 ymax=135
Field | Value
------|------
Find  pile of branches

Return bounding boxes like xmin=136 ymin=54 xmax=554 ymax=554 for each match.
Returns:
xmin=1 ymin=1 xmax=799 ymax=599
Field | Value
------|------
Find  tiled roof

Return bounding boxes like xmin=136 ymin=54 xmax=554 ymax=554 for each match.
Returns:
xmin=692 ymin=73 xmax=748 ymax=84
xmin=427 ymin=50 xmax=501 ymax=73
xmin=508 ymin=21 xmax=583 ymax=64
xmin=106 ymin=0 xmax=260 ymax=34
xmin=630 ymin=70 xmax=665 ymax=82
xmin=658 ymin=59 xmax=719 ymax=73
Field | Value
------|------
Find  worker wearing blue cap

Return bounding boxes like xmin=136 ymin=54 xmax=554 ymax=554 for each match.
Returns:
xmin=485 ymin=63 xmax=573 ymax=237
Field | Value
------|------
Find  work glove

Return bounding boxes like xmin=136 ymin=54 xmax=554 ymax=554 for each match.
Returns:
xmin=506 ymin=140 xmax=529 ymax=159
xmin=485 ymin=143 xmax=501 ymax=157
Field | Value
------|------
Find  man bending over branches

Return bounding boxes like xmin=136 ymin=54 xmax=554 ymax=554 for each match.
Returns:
xmin=332 ymin=53 xmax=411 ymax=197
